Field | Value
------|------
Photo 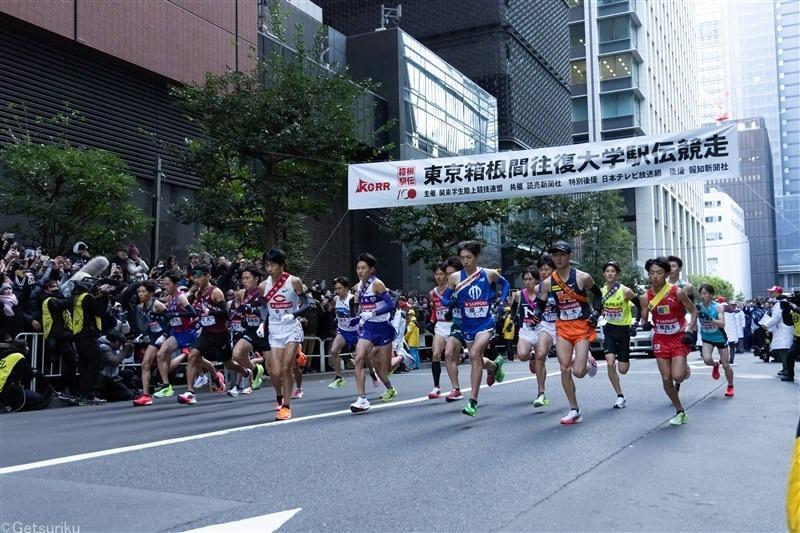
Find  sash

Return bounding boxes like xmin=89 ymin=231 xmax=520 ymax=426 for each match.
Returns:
xmin=552 ymin=270 xmax=588 ymax=303
xmin=358 ymin=275 xmax=376 ymax=304
xmin=602 ymin=283 xmax=621 ymax=307
xmin=454 ymin=269 xmax=482 ymax=295
xmin=648 ymin=283 xmax=673 ymax=311
xmin=265 ymin=272 xmax=291 ymax=303
xmin=521 ymin=287 xmax=536 ymax=309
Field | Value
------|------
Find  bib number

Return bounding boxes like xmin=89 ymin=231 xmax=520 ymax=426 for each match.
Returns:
xmin=654 ymin=321 xmax=680 ymax=335
xmin=148 ymin=321 xmax=162 ymax=333
xmin=200 ymin=316 xmax=216 ymax=327
xmin=464 ymin=302 xmax=489 ymax=319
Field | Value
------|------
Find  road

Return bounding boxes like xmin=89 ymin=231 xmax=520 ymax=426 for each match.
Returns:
xmin=0 ymin=352 xmax=795 ymax=532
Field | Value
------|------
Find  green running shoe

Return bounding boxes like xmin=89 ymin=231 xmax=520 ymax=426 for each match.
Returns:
xmin=462 ymin=400 xmax=477 ymax=417
xmin=380 ymin=387 xmax=397 ymax=402
xmin=153 ymin=384 xmax=174 ymax=398
xmin=533 ymin=392 xmax=550 ymax=408
xmin=252 ymin=364 xmax=265 ymax=390
xmin=669 ymin=411 xmax=688 ymax=426
xmin=494 ymin=356 xmax=506 ymax=383
xmin=328 ymin=377 xmax=346 ymax=389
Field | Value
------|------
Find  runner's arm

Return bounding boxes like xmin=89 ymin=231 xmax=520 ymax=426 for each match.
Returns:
xmin=208 ymin=288 xmax=229 ymax=318
xmin=678 ymin=289 xmax=697 ymax=331
xmin=290 ymin=277 xmax=312 ymax=317
xmin=175 ymin=294 xmax=197 ymax=317
xmin=713 ymin=303 xmax=726 ymax=328
xmin=623 ymin=286 xmax=637 ymax=302
xmin=638 ymin=294 xmax=652 ymax=329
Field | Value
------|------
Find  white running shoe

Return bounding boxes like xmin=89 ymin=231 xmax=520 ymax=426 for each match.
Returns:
xmin=227 ymin=385 xmax=240 ymax=398
xmin=427 ymin=387 xmax=441 ymax=399
xmin=291 ymin=388 xmax=304 ymax=399
xmin=177 ymin=391 xmax=197 ymax=405
xmin=587 ymin=355 xmax=598 ymax=378
xmin=614 ymin=396 xmax=627 ymax=409
xmin=560 ymin=409 xmax=582 ymax=425
xmin=193 ymin=373 xmax=209 ymax=389
xmin=350 ymin=396 xmax=371 ymax=414
xmin=241 ymin=386 xmax=253 ymax=395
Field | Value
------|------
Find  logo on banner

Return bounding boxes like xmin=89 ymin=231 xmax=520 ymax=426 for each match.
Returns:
xmin=397 ymin=188 xmax=417 ymax=200
xmin=355 ymin=179 xmax=391 ymax=193
xmin=398 ymin=166 xmax=416 ymax=186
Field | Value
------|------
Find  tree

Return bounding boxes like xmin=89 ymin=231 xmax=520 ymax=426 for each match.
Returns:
xmin=688 ymin=274 xmax=736 ymax=301
xmin=170 ymin=6 xmax=385 ymax=271
xmin=0 ymin=116 xmax=149 ymax=255
xmin=383 ymin=201 xmax=510 ymax=268
xmin=577 ymin=191 xmax=638 ymax=285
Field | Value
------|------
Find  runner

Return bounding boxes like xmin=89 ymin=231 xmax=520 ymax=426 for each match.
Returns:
xmin=228 ymin=266 xmax=268 ymax=398
xmin=639 ymin=256 xmax=698 ymax=426
xmin=263 ymin=248 xmax=310 ymax=421
xmin=697 ymin=283 xmax=734 ymax=397
xmin=131 ymin=281 xmax=169 ymax=406
xmin=349 ymin=253 xmax=397 ymax=414
xmin=179 ymin=265 xmax=235 ymax=405
xmin=427 ymin=261 xmax=451 ymax=399
xmin=441 ymin=241 xmax=510 ymax=417
xmin=533 ymin=241 xmax=603 ymax=425
xmin=667 ymin=256 xmax=694 ymax=300
xmin=154 ymin=271 xmax=198 ymax=399
xmin=328 ymin=276 xmax=358 ymax=389
xmin=600 ymin=260 xmax=637 ymax=409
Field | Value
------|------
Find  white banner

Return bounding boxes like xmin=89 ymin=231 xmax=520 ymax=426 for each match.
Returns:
xmin=348 ymin=123 xmax=739 ymax=210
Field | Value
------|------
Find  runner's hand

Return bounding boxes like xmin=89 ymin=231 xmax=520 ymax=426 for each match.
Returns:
xmin=359 ymin=311 xmax=375 ymax=326
xmin=280 ymin=313 xmax=295 ymax=324
xmin=588 ymin=310 xmax=601 ymax=326
xmin=640 ymin=321 xmax=653 ymax=331
xmin=256 ymin=323 xmax=265 ymax=338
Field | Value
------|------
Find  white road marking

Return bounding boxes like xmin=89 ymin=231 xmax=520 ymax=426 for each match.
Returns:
xmin=3 ymin=364 xmax=600 ymax=475
xmin=183 ymin=508 xmax=301 ymax=532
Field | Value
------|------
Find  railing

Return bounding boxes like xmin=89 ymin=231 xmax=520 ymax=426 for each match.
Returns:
xmin=14 ymin=332 xmax=45 ymax=391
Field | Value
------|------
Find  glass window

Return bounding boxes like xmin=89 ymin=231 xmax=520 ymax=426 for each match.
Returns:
xmin=599 ymin=53 xmax=635 ymax=80
xmin=572 ymin=97 xmax=588 ymax=121
xmin=570 ymin=25 xmax=585 ymax=48
xmin=600 ymin=92 xmax=635 ymax=118
xmin=598 ymin=16 xmax=630 ymax=42
xmin=571 ymin=60 xmax=587 ymax=84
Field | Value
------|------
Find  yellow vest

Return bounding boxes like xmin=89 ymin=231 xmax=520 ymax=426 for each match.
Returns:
xmin=404 ymin=320 xmax=420 ymax=347
xmin=0 ymin=353 xmax=24 ymax=393
xmin=502 ymin=315 xmax=515 ymax=340
xmin=601 ymin=284 xmax=633 ymax=326
xmin=72 ymin=293 xmax=102 ymax=335
xmin=42 ymin=297 xmax=72 ymax=339
xmin=792 ymin=311 xmax=800 ymax=338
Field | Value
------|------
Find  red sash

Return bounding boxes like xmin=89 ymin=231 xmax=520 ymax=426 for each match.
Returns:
xmin=265 ymin=272 xmax=291 ymax=303
xmin=552 ymin=271 xmax=588 ymax=303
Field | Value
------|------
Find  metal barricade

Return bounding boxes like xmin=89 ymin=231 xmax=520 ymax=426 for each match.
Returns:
xmin=301 ymin=336 xmax=325 ymax=373
xmin=15 ymin=332 xmax=44 ymax=391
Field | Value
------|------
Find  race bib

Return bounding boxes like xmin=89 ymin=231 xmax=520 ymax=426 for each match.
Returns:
xmin=200 ymin=316 xmax=216 ymax=327
xmin=231 ymin=319 xmax=244 ymax=332
xmin=170 ymin=317 xmax=183 ymax=327
xmin=654 ymin=321 xmax=680 ymax=335
xmin=436 ymin=308 xmax=447 ymax=321
xmin=148 ymin=320 xmax=162 ymax=333
xmin=246 ymin=317 xmax=261 ymax=327
xmin=604 ymin=307 xmax=623 ymax=322
xmin=464 ymin=301 xmax=489 ymax=319
xmin=559 ymin=301 xmax=582 ymax=321
xmin=700 ymin=319 xmax=716 ymax=333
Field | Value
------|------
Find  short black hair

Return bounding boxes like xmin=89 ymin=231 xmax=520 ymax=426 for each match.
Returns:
xmin=667 ymin=255 xmax=683 ymax=268
xmin=457 ymin=240 xmax=482 ymax=256
xmin=242 ymin=266 xmax=263 ymax=280
xmin=603 ymin=260 xmax=621 ymax=273
xmin=433 ymin=261 xmax=447 ymax=274
xmin=699 ymin=283 xmax=715 ymax=295
xmin=445 ymin=256 xmax=463 ymax=271
xmin=264 ymin=248 xmax=287 ymax=266
xmin=137 ymin=281 xmax=158 ymax=293
xmin=522 ymin=265 xmax=540 ymax=281
xmin=356 ymin=253 xmax=377 ymax=268
xmin=193 ymin=264 xmax=211 ymax=275
xmin=161 ymin=270 xmax=182 ymax=284
xmin=333 ymin=276 xmax=350 ymax=288
xmin=645 ymin=257 xmax=671 ymax=273
xmin=536 ymin=254 xmax=555 ymax=269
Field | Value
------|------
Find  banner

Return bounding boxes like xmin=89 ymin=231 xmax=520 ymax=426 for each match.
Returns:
xmin=348 ymin=123 xmax=739 ymax=210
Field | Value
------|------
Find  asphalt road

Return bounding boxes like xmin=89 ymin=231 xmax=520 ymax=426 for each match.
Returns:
xmin=0 ymin=351 xmax=796 ymax=532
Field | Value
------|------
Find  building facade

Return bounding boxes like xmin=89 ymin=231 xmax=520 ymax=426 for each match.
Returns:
xmin=569 ymin=0 xmax=705 ymax=275
xmin=775 ymin=0 xmax=800 ymax=288
xmin=703 ymin=189 xmax=752 ymax=298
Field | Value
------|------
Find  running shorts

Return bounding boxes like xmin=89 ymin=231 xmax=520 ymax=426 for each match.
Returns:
xmin=434 ymin=321 xmax=452 ymax=339
xmin=269 ymin=320 xmax=304 ymax=349
xmin=653 ymin=333 xmax=690 ymax=359
xmin=461 ymin=317 xmax=495 ymax=343
xmin=359 ymin=320 xmax=395 ymax=347
xmin=603 ymin=323 xmax=631 ymax=362
xmin=337 ymin=328 xmax=359 ymax=347
xmin=556 ymin=319 xmax=596 ymax=345
xmin=194 ymin=330 xmax=232 ymax=362
xmin=233 ymin=330 xmax=270 ymax=353
xmin=172 ymin=330 xmax=198 ymax=350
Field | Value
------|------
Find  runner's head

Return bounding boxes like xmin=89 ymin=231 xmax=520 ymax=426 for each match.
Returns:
xmin=667 ymin=255 xmax=683 ymax=279
xmin=333 ymin=276 xmax=350 ymax=297
xmin=160 ymin=270 xmax=182 ymax=295
xmin=433 ymin=261 xmax=448 ymax=285
xmin=136 ymin=281 xmax=158 ymax=303
xmin=445 ymin=255 xmax=463 ymax=275
xmin=536 ymin=254 xmax=555 ymax=280
xmin=645 ymin=257 xmax=671 ymax=287
xmin=698 ymin=283 xmax=715 ymax=304
xmin=522 ymin=265 xmax=539 ymax=289
xmin=457 ymin=241 xmax=482 ymax=269
xmin=264 ymin=248 xmax=287 ymax=277
xmin=241 ymin=266 xmax=262 ymax=290
xmin=547 ymin=241 xmax=572 ymax=269
xmin=193 ymin=264 xmax=211 ymax=287
xmin=356 ymin=253 xmax=377 ymax=281
xmin=603 ymin=260 xmax=621 ymax=284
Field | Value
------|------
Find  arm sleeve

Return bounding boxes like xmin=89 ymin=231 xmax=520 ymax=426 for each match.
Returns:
xmin=590 ymin=285 xmax=603 ymax=312
xmin=371 ymin=291 xmax=396 ymax=316
xmin=292 ymin=293 xmax=312 ymax=317
xmin=441 ymin=287 xmax=453 ymax=307
xmin=496 ymin=275 xmax=510 ymax=305
xmin=209 ymin=298 xmax=229 ymax=319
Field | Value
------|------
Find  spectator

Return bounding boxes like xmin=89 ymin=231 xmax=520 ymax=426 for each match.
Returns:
xmin=759 ymin=292 xmax=794 ymax=367
xmin=71 ymin=280 xmax=114 ymax=405
xmin=722 ymin=298 xmax=739 ymax=364
xmin=404 ymin=309 xmax=420 ymax=369
xmin=39 ymin=278 xmax=79 ymax=400
xmin=110 ymin=248 xmax=128 ymax=279
xmin=735 ymin=303 xmax=745 ymax=354
xmin=70 ymin=241 xmax=91 ymax=268
xmin=0 ymin=340 xmax=50 ymax=412
xmin=96 ymin=330 xmax=135 ymax=402
xmin=125 ymin=244 xmax=149 ymax=280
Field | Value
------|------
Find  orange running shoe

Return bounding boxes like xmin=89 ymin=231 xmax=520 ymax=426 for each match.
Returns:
xmin=276 ymin=406 xmax=292 ymax=420
xmin=296 ymin=349 xmax=308 ymax=367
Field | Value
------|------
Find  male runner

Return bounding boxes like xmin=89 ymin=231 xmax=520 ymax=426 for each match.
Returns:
xmin=697 ymin=283 xmax=734 ymax=397
xmin=600 ymin=260 xmax=637 ymax=409
xmin=155 ymin=271 xmax=198 ymax=399
xmin=328 ymin=276 xmax=358 ymax=389
xmin=228 ymin=266 xmax=268 ymax=397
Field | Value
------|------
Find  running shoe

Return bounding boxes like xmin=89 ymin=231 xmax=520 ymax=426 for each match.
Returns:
xmin=291 ymin=388 xmax=304 ymax=399
xmin=177 ymin=391 xmax=197 ymax=405
xmin=132 ymin=394 xmax=153 ymax=407
xmin=328 ymin=377 xmax=346 ymax=389
xmin=274 ymin=401 xmax=283 ymax=411
xmin=427 ymin=387 xmax=441 ymax=400
xmin=241 ymin=386 xmax=253 ymax=395
xmin=445 ymin=389 xmax=463 ymax=402
xmin=296 ymin=350 xmax=308 ymax=367
xmin=153 ymin=384 xmax=174 ymax=398
xmin=669 ymin=411 xmax=688 ymax=426
xmin=213 ymin=371 xmax=226 ymax=393
xmin=560 ymin=409 xmax=582 ymax=425
xmin=193 ymin=373 xmax=209 ymax=389
xmin=380 ymin=387 xmax=397 ymax=402
xmin=276 ymin=406 xmax=292 ymax=420
xmin=78 ymin=396 xmax=107 ymax=406
xmin=494 ymin=356 xmax=506 ymax=383
xmin=462 ymin=401 xmax=477 ymax=417
xmin=533 ymin=392 xmax=550 ymax=408
xmin=712 ymin=361 xmax=720 ymax=380
xmin=613 ymin=396 xmax=627 ymax=409
xmin=587 ymin=355 xmax=598 ymax=377
xmin=350 ymin=396 xmax=371 ymax=413
xmin=252 ymin=364 xmax=265 ymax=390
xmin=529 ymin=358 xmax=536 ymax=374
xmin=487 ymin=370 xmax=496 ymax=387
xmin=227 ymin=385 xmax=240 ymax=398
xmin=724 ymin=385 xmax=734 ymax=398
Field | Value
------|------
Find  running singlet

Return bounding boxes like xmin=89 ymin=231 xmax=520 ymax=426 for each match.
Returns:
xmin=264 ymin=274 xmax=299 ymax=325
xmin=231 ymin=287 xmax=265 ymax=335
xmin=194 ymin=285 xmax=228 ymax=333
xmin=335 ymin=293 xmax=358 ymax=332
xmin=646 ymin=284 xmax=686 ymax=336
xmin=601 ymin=284 xmax=633 ymax=326
xmin=698 ymin=301 xmax=726 ymax=344
xmin=539 ymin=283 xmax=558 ymax=323
xmin=357 ymin=277 xmax=390 ymax=323
xmin=141 ymin=300 xmax=167 ymax=338
xmin=167 ymin=293 xmax=194 ymax=334
xmin=430 ymin=287 xmax=451 ymax=323
xmin=518 ymin=288 xmax=538 ymax=331
xmin=456 ymin=268 xmax=494 ymax=321
xmin=551 ymin=268 xmax=591 ymax=321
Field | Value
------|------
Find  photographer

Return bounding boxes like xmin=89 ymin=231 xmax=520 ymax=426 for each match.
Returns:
xmin=780 ymin=292 xmax=800 ymax=382
xmin=71 ymin=279 xmax=115 ymax=405
xmin=759 ymin=287 xmax=794 ymax=368
xmin=96 ymin=330 xmax=135 ymax=402
xmin=0 ymin=340 xmax=50 ymax=412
